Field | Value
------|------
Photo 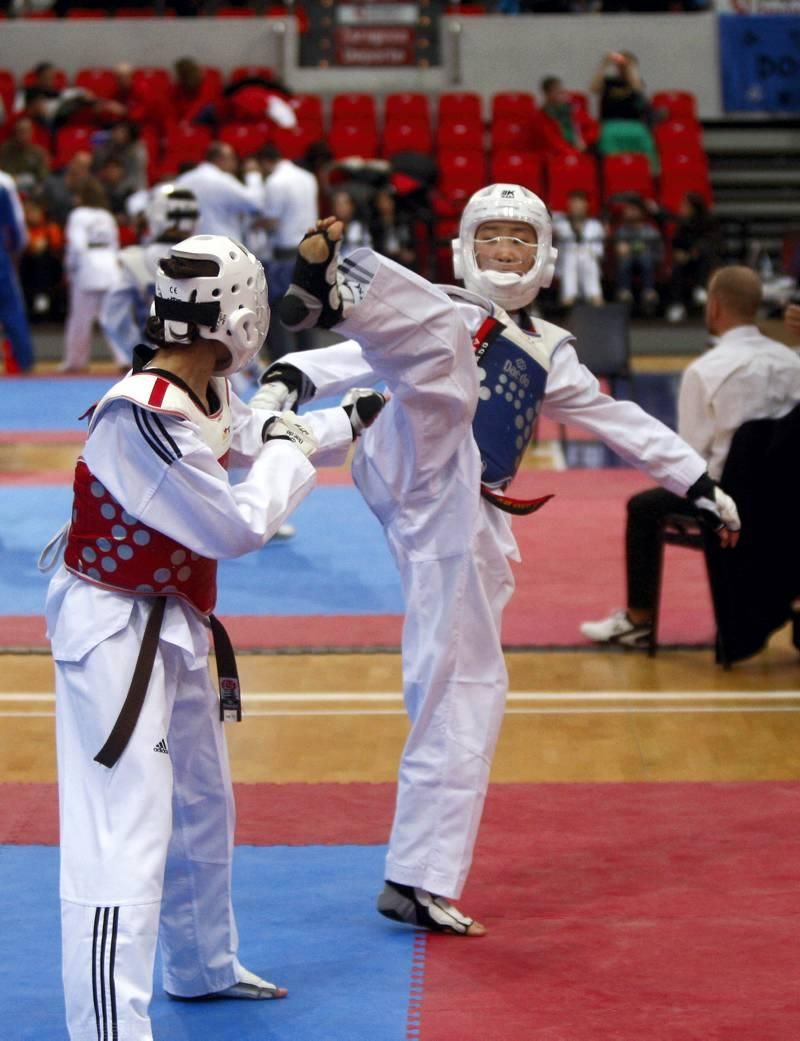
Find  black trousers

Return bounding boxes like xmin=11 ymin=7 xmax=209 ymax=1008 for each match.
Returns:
xmin=626 ymin=487 xmax=696 ymax=611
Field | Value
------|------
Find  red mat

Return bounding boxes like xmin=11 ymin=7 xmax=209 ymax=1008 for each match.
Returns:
xmin=4 ymin=781 xmax=799 ymax=1040
xmin=4 ymin=468 xmax=714 ymax=650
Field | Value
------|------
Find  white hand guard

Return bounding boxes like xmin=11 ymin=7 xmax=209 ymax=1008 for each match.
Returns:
xmin=261 ymin=414 xmax=318 ymax=458
xmin=687 ymin=474 xmax=741 ymax=533
xmin=341 ymin=388 xmax=387 ymax=437
xmin=251 ymin=380 xmax=296 ymax=413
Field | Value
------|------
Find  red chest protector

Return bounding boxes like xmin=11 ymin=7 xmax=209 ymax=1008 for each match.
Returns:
xmin=64 ymin=371 xmax=232 ymax=616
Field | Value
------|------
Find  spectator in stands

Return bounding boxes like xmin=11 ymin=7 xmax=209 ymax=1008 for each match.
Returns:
xmin=18 ymin=61 xmax=98 ymax=132
xmin=590 ymin=50 xmax=658 ymax=172
xmin=612 ymin=194 xmax=662 ymax=315
xmin=552 ymin=188 xmax=605 ymax=308
xmin=42 ymin=150 xmax=92 ymax=225
xmin=0 ymin=117 xmax=50 ymax=194
xmin=247 ymin=143 xmax=319 ymax=359
xmin=331 ymin=188 xmax=372 ymax=259
xmin=94 ymin=63 xmax=160 ymax=129
xmin=539 ymin=76 xmax=595 ymax=154
xmin=171 ymin=57 xmax=221 ymax=128
xmin=369 ymin=187 xmax=416 ymax=269
xmin=91 ymin=120 xmax=148 ymax=198
xmin=19 ymin=193 xmax=65 ymax=321
xmin=666 ymin=192 xmax=721 ymax=323
xmin=582 ymin=265 xmax=800 ymax=648
xmin=0 ymin=169 xmax=35 ymax=373
xmin=62 ymin=178 xmax=120 ymax=372
xmin=176 ymin=141 xmax=264 ymax=239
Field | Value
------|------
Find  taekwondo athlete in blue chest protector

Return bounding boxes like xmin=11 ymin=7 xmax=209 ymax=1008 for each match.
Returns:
xmin=251 ymin=184 xmax=741 ymax=936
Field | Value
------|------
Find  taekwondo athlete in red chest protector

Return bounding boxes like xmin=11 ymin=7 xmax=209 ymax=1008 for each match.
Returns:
xmin=42 ymin=233 xmax=382 ymax=1041
xmin=251 ymin=185 xmax=741 ymax=936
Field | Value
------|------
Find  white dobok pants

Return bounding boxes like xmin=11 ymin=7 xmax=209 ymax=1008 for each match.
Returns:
xmin=339 ymin=253 xmax=516 ymax=899
xmin=56 ymin=603 xmax=244 ymax=1041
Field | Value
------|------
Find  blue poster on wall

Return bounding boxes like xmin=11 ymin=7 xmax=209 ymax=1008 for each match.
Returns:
xmin=719 ymin=14 xmax=800 ymax=113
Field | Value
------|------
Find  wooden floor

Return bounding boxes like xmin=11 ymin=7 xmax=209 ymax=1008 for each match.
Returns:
xmin=3 ymin=628 xmax=798 ymax=786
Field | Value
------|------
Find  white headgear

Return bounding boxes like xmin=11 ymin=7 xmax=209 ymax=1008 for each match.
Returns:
xmin=146 ymin=183 xmax=200 ymax=242
xmin=152 ymin=235 xmax=269 ymax=376
xmin=452 ymin=183 xmax=557 ymax=311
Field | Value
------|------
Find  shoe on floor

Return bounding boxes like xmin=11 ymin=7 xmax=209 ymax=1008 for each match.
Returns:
xmin=580 ymin=609 xmax=652 ymax=648
xmin=377 ymin=880 xmax=485 ymax=936
xmin=166 ymin=967 xmax=287 ymax=1001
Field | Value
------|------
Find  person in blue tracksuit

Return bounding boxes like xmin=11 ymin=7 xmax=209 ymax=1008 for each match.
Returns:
xmin=0 ymin=170 xmax=35 ymax=371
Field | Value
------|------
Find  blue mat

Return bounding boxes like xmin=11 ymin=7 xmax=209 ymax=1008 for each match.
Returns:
xmin=0 ymin=485 xmax=402 ymax=616
xmin=1 ymin=844 xmax=416 ymax=1041
xmin=0 ymin=378 xmax=116 ymax=431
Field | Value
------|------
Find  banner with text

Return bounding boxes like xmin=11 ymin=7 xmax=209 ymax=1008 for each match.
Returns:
xmin=719 ymin=14 xmax=800 ymax=111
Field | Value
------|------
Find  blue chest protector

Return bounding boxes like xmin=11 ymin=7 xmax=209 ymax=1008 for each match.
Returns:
xmin=471 ymin=314 xmax=553 ymax=514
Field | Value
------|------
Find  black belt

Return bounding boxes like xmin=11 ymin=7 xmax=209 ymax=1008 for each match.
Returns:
xmin=94 ymin=598 xmax=241 ymax=769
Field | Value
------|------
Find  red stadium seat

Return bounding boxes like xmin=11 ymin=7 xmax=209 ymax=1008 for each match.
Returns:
xmin=490 ymin=151 xmax=545 ymax=196
xmin=490 ymin=119 xmax=533 ymax=154
xmin=132 ymin=67 xmax=172 ymax=97
xmin=53 ymin=126 xmax=95 ymax=168
xmin=654 ymin=119 xmax=704 ymax=160
xmin=287 ymin=93 xmax=324 ymax=137
xmin=167 ymin=123 xmax=212 ymax=164
xmin=545 ymin=152 xmax=600 ymax=214
xmin=383 ymin=120 xmax=433 ymax=159
xmin=437 ymin=92 xmax=482 ymax=126
xmin=437 ymin=120 xmax=484 ymax=155
xmin=230 ymin=65 xmax=277 ymax=84
xmin=651 ymin=90 xmax=698 ymax=123
xmin=491 ymin=91 xmax=537 ymax=124
xmin=219 ymin=121 xmax=272 ymax=157
xmin=0 ymin=70 xmax=15 ymax=121
xmin=75 ymin=67 xmax=118 ymax=101
xmin=215 ymin=5 xmax=257 ymax=13
xmin=438 ymin=151 xmax=488 ymax=204
xmin=65 ymin=7 xmax=108 ymax=16
xmin=327 ymin=121 xmax=378 ymax=159
xmin=567 ymin=90 xmax=590 ymax=114
xmin=115 ymin=7 xmax=175 ymax=15
xmin=272 ymin=122 xmax=321 ymax=160
xmin=658 ymin=153 xmax=713 ymax=213
xmin=331 ymin=93 xmax=377 ymax=128
xmin=385 ymin=92 xmax=430 ymax=127
xmin=602 ymin=152 xmax=655 ymax=203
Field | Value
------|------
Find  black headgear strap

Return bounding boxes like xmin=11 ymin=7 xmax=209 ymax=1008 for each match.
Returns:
xmin=154 ymin=296 xmax=221 ymax=328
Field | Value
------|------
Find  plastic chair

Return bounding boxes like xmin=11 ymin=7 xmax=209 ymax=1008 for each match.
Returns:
xmin=75 ymin=67 xmax=118 ymax=100
xmin=658 ymin=153 xmax=712 ymax=213
xmin=0 ymin=70 xmax=15 ymax=120
xmin=438 ymin=150 xmax=488 ymax=203
xmin=490 ymin=119 xmax=533 ymax=153
xmin=53 ymin=126 xmax=95 ymax=168
xmin=491 ymin=91 xmax=537 ymax=124
xmin=219 ymin=121 xmax=272 ymax=157
xmin=437 ymin=92 xmax=483 ymax=126
xmin=230 ymin=65 xmax=277 ymax=84
xmin=436 ymin=120 xmax=484 ymax=155
xmin=132 ymin=67 xmax=172 ymax=96
xmin=545 ymin=152 xmax=600 ymax=215
xmin=651 ymin=90 xmax=698 ymax=123
xmin=167 ymin=123 xmax=213 ymax=165
xmin=603 ymin=152 xmax=655 ymax=204
xmin=385 ymin=93 xmax=430 ymax=127
xmin=327 ymin=122 xmax=378 ymax=159
xmin=489 ymin=151 xmax=545 ymax=195
xmin=288 ymin=93 xmax=324 ymax=137
xmin=383 ymin=120 xmax=433 ymax=159
xmin=331 ymin=93 xmax=377 ymax=128
xmin=272 ymin=123 xmax=321 ymax=160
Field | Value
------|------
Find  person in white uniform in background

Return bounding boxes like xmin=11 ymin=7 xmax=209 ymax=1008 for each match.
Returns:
xmin=100 ymin=183 xmax=200 ymax=369
xmin=176 ymin=142 xmax=264 ymax=240
xmin=552 ymin=188 xmax=606 ymax=308
xmin=252 ymin=185 xmax=740 ymax=936
xmin=62 ymin=178 xmax=120 ymax=372
xmin=44 ymin=234 xmax=378 ymax=1041
xmin=245 ymin=144 xmax=319 ymax=360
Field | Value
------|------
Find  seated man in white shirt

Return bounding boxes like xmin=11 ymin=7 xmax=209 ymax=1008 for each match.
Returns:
xmin=583 ymin=264 xmax=800 ymax=647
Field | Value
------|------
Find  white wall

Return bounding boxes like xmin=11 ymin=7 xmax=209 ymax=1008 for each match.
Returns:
xmin=0 ymin=11 xmax=722 ymax=116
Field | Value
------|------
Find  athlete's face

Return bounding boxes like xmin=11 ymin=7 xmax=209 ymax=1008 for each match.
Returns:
xmin=474 ymin=220 xmax=537 ymax=275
